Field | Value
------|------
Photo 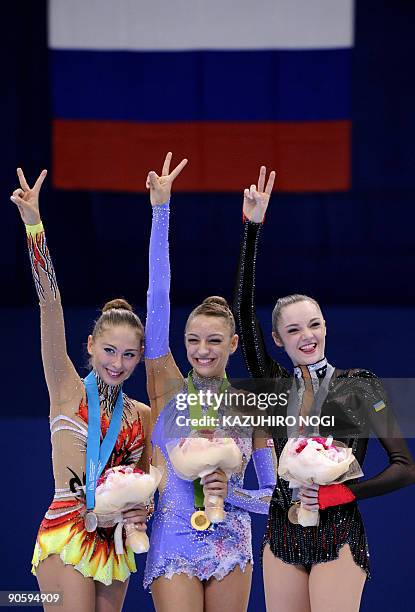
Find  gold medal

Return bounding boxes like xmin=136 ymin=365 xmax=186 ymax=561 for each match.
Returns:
xmin=191 ymin=510 xmax=211 ymax=531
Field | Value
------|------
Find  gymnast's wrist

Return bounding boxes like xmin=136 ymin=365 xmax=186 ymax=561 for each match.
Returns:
xmin=25 ymin=220 xmax=44 ymax=236
xmin=243 ymin=213 xmax=264 ymax=225
xmin=152 ymin=199 xmax=170 ymax=209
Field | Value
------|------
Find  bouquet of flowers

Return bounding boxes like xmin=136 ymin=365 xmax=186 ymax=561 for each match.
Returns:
xmin=278 ymin=436 xmax=363 ymax=526
xmin=92 ymin=465 xmax=162 ymax=554
xmin=167 ymin=431 xmax=242 ymax=522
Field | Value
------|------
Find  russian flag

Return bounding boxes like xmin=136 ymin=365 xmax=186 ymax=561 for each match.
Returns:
xmin=49 ymin=0 xmax=354 ymax=193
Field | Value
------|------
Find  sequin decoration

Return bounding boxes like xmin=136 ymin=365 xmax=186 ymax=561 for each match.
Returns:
xmin=33 ymin=385 xmax=145 ymax=583
xmin=234 ymin=218 xmax=415 ymax=580
xmin=144 ymin=373 xmax=254 ymax=588
xmin=264 ymin=483 xmax=370 ymax=577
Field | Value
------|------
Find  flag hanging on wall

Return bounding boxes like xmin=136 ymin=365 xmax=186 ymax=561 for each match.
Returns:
xmin=49 ymin=0 xmax=354 ymax=193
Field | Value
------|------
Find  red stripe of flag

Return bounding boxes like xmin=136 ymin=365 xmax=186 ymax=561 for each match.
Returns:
xmin=53 ymin=119 xmax=350 ymax=193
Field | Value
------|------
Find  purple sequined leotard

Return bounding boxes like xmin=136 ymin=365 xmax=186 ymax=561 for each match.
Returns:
xmin=143 ymin=203 xmax=277 ymax=588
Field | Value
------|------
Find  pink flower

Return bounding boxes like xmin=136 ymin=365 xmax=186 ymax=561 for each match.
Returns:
xmin=295 ymin=439 xmax=309 ymax=453
xmin=295 ymin=437 xmax=337 ymax=454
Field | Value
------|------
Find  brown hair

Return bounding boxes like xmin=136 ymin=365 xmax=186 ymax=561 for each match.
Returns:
xmin=272 ymin=294 xmax=322 ymax=336
xmin=92 ymin=298 xmax=144 ymax=345
xmin=186 ymin=296 xmax=235 ymax=335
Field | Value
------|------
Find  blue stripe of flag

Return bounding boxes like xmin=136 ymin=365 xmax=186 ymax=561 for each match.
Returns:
xmin=51 ymin=48 xmax=351 ymax=122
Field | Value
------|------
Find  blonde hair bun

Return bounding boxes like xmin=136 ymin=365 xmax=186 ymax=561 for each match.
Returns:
xmin=202 ymin=296 xmax=231 ymax=310
xmin=92 ymin=298 xmax=144 ymax=344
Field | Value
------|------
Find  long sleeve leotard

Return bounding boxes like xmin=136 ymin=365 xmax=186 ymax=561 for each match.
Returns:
xmin=28 ymin=222 xmax=151 ymax=585
xmin=233 ymin=219 xmax=415 ymax=574
xmin=143 ymin=203 xmax=277 ymax=587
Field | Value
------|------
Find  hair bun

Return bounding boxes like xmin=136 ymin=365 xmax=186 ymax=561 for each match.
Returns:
xmin=102 ymin=298 xmax=133 ymax=314
xmin=202 ymin=296 xmax=230 ymax=310
xmin=186 ymin=295 xmax=235 ymax=334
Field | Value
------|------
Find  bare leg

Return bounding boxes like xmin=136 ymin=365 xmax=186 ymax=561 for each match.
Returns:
xmin=263 ymin=544 xmax=311 ymax=612
xmin=151 ymin=574 xmax=204 ymax=612
xmin=205 ymin=563 xmax=252 ymax=612
xmin=309 ymin=545 xmax=366 ymax=612
xmin=36 ymin=555 xmax=95 ymax=612
xmin=95 ymin=579 xmax=129 ymax=612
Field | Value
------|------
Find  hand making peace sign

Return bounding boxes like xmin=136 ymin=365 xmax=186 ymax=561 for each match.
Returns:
xmin=146 ymin=152 xmax=188 ymax=206
xmin=243 ymin=166 xmax=276 ymax=224
xmin=10 ymin=168 xmax=48 ymax=226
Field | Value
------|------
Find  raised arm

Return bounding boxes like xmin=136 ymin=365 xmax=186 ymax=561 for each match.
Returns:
xmin=144 ymin=153 xmax=188 ymax=417
xmin=233 ymin=166 xmax=287 ymax=379
xmin=10 ymin=169 xmax=81 ymax=407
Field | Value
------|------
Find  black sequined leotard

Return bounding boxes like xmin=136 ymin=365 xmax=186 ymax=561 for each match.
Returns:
xmin=233 ymin=220 xmax=415 ymax=575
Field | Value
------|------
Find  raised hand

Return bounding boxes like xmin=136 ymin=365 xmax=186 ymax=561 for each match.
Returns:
xmin=10 ymin=168 xmax=47 ymax=226
xmin=243 ymin=166 xmax=276 ymax=223
xmin=146 ymin=152 xmax=188 ymax=206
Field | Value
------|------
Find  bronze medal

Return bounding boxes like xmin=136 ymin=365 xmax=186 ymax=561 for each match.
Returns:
xmin=84 ymin=511 xmax=98 ymax=532
xmin=287 ymin=503 xmax=300 ymax=525
xmin=190 ymin=510 xmax=211 ymax=531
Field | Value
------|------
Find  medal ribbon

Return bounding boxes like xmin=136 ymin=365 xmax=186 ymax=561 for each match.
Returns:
xmin=84 ymin=371 xmax=124 ymax=511
xmin=187 ymin=371 xmax=229 ymax=509
xmin=286 ymin=362 xmax=335 ymax=504
xmin=286 ymin=363 xmax=335 ymax=438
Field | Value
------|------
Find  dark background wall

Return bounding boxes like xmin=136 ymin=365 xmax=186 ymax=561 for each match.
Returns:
xmin=2 ymin=1 xmax=415 ymax=610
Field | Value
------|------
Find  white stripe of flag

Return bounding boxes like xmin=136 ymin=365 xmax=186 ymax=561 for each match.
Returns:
xmin=48 ymin=0 xmax=354 ymax=51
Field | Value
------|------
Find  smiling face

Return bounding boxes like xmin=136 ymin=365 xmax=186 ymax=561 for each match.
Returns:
xmin=272 ymin=300 xmax=326 ymax=366
xmin=185 ymin=315 xmax=238 ymax=378
xmin=87 ymin=324 xmax=142 ymax=385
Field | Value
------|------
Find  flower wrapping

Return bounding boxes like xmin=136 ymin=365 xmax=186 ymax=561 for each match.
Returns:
xmin=278 ymin=436 xmax=363 ymax=526
xmin=166 ymin=431 xmax=243 ymax=523
xmin=92 ymin=465 xmax=162 ymax=554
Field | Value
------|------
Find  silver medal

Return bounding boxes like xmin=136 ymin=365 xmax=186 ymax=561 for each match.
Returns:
xmin=85 ymin=511 xmax=98 ymax=532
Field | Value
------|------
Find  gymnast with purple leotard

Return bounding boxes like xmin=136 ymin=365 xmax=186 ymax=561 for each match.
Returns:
xmin=142 ymin=153 xmax=277 ymax=612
